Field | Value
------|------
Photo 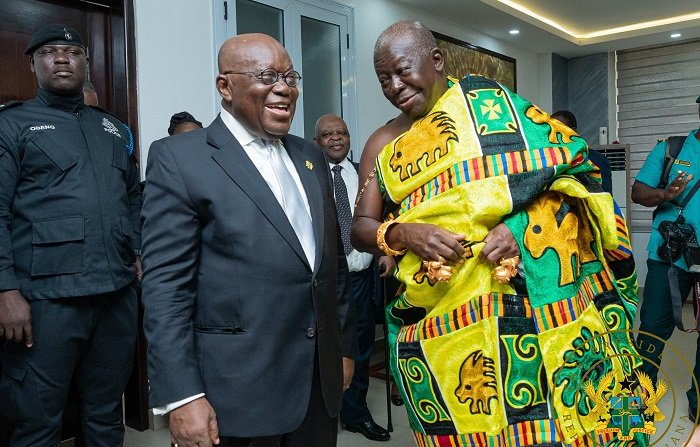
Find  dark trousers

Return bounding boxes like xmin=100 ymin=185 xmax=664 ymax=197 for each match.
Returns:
xmin=219 ymin=355 xmax=337 ymax=447
xmin=340 ymin=267 xmax=375 ymax=425
xmin=0 ymin=285 xmax=137 ymax=447
xmin=636 ymin=259 xmax=700 ymax=409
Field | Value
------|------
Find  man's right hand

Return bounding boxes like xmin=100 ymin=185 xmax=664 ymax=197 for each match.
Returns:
xmin=664 ymin=171 xmax=693 ymax=201
xmin=169 ymin=397 xmax=220 ymax=447
xmin=392 ymin=223 xmax=465 ymax=264
xmin=0 ymin=289 xmax=32 ymax=347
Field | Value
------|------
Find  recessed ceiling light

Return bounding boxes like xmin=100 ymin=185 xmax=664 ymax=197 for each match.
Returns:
xmin=493 ymin=0 xmax=700 ymax=40
xmin=509 ymin=29 xmax=520 ymax=35
xmin=671 ymin=33 xmax=682 ymax=38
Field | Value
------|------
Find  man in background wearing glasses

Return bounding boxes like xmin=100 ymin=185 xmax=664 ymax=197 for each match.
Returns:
xmin=140 ymin=33 xmax=357 ymax=447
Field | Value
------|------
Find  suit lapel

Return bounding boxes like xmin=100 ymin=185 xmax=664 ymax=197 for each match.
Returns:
xmin=207 ymin=117 xmax=310 ymax=268
xmin=283 ymin=135 xmax=325 ymax=273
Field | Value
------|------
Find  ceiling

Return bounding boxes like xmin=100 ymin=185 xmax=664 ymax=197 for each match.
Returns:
xmin=395 ymin=0 xmax=700 ymax=58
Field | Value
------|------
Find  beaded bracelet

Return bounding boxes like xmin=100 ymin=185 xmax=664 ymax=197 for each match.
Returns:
xmin=376 ymin=220 xmax=407 ymax=256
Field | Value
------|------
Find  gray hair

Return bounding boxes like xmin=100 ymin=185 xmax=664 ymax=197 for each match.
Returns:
xmin=374 ymin=20 xmax=437 ymax=61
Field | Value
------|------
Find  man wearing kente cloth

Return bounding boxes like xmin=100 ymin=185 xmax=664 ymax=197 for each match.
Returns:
xmin=353 ymin=20 xmax=646 ymax=447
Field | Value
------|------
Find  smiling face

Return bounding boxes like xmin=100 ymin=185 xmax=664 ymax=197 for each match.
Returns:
xmin=314 ymin=114 xmax=350 ymax=164
xmin=374 ymin=37 xmax=447 ymax=119
xmin=31 ymin=44 xmax=88 ymax=96
xmin=216 ymin=34 xmax=298 ymax=139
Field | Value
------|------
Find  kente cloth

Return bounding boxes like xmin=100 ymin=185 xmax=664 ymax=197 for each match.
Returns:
xmin=377 ymin=75 xmax=644 ymax=447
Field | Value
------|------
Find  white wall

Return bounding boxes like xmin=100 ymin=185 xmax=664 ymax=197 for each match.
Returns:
xmin=133 ymin=0 xmax=552 ymax=172
xmin=133 ymin=0 xmax=219 ymax=177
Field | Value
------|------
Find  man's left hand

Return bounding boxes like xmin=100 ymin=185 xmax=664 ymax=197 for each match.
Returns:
xmin=342 ymin=357 xmax=355 ymax=391
xmin=482 ymin=223 xmax=520 ymax=263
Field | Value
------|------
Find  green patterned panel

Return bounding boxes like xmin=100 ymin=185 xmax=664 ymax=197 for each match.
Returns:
xmin=466 ymin=88 xmax=518 ymax=135
xmin=399 ymin=357 xmax=452 ymax=425
xmin=501 ymin=334 xmax=546 ymax=409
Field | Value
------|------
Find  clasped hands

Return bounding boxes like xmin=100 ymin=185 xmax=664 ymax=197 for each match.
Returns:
xmin=400 ymin=222 xmax=520 ymax=283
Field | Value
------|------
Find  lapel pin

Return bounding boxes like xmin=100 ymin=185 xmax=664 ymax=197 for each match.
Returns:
xmin=305 ymin=160 xmax=313 ymax=170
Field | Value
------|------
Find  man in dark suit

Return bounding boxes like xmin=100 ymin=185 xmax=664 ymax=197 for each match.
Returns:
xmin=313 ymin=114 xmax=390 ymax=442
xmin=140 ymin=33 xmax=356 ymax=447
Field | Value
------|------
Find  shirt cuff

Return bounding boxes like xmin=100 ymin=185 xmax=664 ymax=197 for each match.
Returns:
xmin=151 ymin=393 xmax=205 ymax=415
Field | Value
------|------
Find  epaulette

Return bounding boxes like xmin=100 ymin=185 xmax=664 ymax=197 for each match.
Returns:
xmin=0 ymin=100 xmax=23 ymax=113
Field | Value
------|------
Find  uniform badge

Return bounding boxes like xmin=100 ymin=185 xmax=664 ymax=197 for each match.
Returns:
xmin=102 ymin=118 xmax=122 ymax=138
xmin=64 ymin=28 xmax=72 ymax=41
xmin=305 ymin=160 xmax=313 ymax=170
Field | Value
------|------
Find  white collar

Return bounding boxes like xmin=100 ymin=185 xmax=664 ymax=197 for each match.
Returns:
xmin=219 ymin=107 xmax=262 ymax=148
xmin=329 ymin=157 xmax=353 ymax=170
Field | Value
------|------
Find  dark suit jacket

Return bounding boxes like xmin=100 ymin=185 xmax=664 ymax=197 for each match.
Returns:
xmin=140 ymin=116 xmax=356 ymax=437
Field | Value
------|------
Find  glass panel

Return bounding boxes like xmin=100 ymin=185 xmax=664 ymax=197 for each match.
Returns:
xmin=236 ymin=0 xmax=284 ymax=43
xmin=300 ymin=16 xmax=341 ymax=140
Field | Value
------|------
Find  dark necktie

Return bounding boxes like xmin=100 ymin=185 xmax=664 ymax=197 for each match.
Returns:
xmin=332 ymin=165 xmax=353 ymax=256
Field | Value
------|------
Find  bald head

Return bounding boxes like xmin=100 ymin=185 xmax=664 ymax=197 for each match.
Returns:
xmin=374 ymin=20 xmax=437 ymax=62
xmin=314 ymin=114 xmax=344 ymax=136
xmin=217 ymin=33 xmax=287 ymax=74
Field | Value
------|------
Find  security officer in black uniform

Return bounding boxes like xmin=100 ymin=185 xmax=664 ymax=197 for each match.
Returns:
xmin=0 ymin=24 xmax=141 ymax=446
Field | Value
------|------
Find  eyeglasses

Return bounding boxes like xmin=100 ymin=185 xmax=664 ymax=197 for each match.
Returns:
xmin=223 ymin=68 xmax=302 ymax=87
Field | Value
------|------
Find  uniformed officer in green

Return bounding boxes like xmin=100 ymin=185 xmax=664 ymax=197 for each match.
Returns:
xmin=0 ymin=24 xmax=141 ymax=446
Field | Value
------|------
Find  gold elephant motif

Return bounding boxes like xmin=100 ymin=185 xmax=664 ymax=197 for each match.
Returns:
xmin=524 ymin=191 xmax=597 ymax=287
xmin=525 ymin=105 xmax=578 ymax=144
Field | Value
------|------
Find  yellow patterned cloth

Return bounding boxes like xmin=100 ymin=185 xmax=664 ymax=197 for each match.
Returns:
xmin=378 ymin=76 xmax=642 ymax=447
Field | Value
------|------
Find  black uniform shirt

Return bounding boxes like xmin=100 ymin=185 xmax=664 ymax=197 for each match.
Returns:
xmin=0 ymin=89 xmax=141 ymax=299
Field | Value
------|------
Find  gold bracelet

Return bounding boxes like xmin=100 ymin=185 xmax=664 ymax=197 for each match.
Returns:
xmin=377 ymin=220 xmax=407 ymax=256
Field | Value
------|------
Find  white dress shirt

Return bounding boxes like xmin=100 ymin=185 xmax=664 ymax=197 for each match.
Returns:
xmin=330 ymin=158 xmax=373 ymax=272
xmin=222 ymin=108 xmax=315 ymax=267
